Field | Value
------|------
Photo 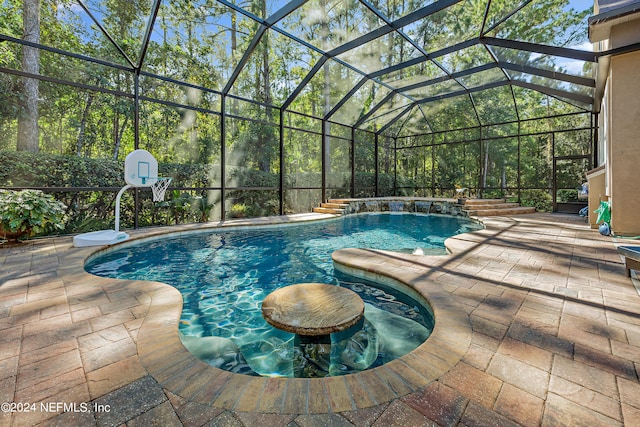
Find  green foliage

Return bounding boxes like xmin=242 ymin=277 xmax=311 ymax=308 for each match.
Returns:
xmin=520 ymin=190 xmax=552 ymax=212
xmin=0 ymin=189 xmax=66 ymax=236
xmin=483 ymin=189 xmax=506 ymax=199
xmin=0 ymin=0 xmax=595 ymax=225
xmin=191 ymin=195 xmax=215 ymax=222
xmin=557 ymin=189 xmax=579 ymax=203
xmin=228 ymin=203 xmax=248 ymax=218
xmin=0 ymin=151 xmax=283 ymax=232
xmin=1 ymin=0 xmax=592 ymax=153
xmin=0 ymin=150 xmax=123 ymax=187
xmin=233 ymin=168 xmax=279 ymax=188
xmin=158 ymin=190 xmax=193 ymax=224
xmin=0 ymin=151 xmax=213 ymax=233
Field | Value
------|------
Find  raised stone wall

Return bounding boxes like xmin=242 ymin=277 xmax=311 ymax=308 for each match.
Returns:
xmin=339 ymin=198 xmax=467 ymax=217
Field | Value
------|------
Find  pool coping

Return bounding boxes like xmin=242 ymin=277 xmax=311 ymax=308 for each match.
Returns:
xmin=77 ymin=212 xmax=475 ymax=414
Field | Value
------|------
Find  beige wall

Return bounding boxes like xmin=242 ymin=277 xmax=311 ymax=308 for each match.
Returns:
xmin=606 ymin=19 xmax=640 ymax=235
xmin=587 ymin=166 xmax=606 ymax=228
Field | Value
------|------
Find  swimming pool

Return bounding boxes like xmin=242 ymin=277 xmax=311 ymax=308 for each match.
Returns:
xmin=86 ymin=213 xmax=482 ymax=377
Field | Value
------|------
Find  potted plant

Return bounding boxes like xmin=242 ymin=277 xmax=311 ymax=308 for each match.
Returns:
xmin=0 ymin=189 xmax=67 ymax=242
xmin=455 ymin=185 xmax=468 ymax=204
xmin=228 ymin=203 xmax=248 ymax=218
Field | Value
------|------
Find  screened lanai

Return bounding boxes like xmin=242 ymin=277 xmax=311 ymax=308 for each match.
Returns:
xmin=0 ymin=0 xmax=625 ymax=231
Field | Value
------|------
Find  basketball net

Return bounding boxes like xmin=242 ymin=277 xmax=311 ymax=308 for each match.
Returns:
xmin=150 ymin=177 xmax=172 ymax=202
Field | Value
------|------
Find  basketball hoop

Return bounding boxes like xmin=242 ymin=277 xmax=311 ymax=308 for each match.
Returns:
xmin=150 ymin=177 xmax=172 ymax=202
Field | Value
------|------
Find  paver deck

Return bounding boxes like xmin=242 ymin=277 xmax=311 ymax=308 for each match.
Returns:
xmin=1 ymin=212 xmax=640 ymax=426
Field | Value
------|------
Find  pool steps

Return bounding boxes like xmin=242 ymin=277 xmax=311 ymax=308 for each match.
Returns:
xmin=312 ymin=202 xmax=349 ymax=215
xmin=462 ymin=198 xmax=536 ymax=216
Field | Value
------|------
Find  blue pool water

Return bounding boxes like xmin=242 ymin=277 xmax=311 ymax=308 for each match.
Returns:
xmin=86 ymin=213 xmax=481 ymax=377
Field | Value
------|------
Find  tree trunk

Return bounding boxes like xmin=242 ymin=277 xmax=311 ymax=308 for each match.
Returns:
xmin=77 ymin=93 xmax=94 ymax=156
xmin=113 ymin=115 xmax=129 ymax=160
xmin=482 ymin=141 xmax=489 ymax=190
xmin=257 ymin=0 xmax=272 ymax=173
xmin=383 ymin=137 xmax=391 ymax=173
xmin=231 ymin=4 xmax=238 ymax=115
xmin=323 ymin=63 xmax=331 ymax=176
xmin=321 ymin=0 xmax=331 ymax=177
xmin=17 ymin=0 xmax=40 ymax=152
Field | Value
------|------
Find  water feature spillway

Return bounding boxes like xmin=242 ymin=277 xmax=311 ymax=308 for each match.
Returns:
xmin=388 ymin=201 xmax=404 ymax=212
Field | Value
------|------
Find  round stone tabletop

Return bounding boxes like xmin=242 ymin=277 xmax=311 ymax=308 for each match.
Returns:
xmin=261 ymin=283 xmax=365 ymax=336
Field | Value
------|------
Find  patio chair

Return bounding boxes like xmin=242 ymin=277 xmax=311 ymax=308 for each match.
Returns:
xmin=617 ymin=245 xmax=640 ymax=277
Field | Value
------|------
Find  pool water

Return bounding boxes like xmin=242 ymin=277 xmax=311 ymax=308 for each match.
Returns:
xmin=86 ymin=213 xmax=481 ymax=377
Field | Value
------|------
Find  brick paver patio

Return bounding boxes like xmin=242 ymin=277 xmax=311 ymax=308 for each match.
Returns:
xmin=1 ymin=212 xmax=639 ymax=426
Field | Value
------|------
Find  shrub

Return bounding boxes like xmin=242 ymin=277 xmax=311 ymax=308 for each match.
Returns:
xmin=0 ymin=189 xmax=67 ymax=237
xmin=482 ymin=189 xmax=505 ymax=199
xmin=557 ymin=189 xmax=578 ymax=203
xmin=228 ymin=203 xmax=248 ymax=218
xmin=520 ymin=189 xmax=552 ymax=212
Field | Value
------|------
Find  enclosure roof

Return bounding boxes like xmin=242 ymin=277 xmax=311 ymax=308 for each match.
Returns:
xmin=589 ymin=0 xmax=640 ymax=41
xmin=5 ymin=0 xmax=610 ymax=137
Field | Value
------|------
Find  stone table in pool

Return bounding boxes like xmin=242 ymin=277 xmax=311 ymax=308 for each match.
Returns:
xmin=261 ymin=283 xmax=366 ymax=376
xmin=261 ymin=283 xmax=365 ymax=339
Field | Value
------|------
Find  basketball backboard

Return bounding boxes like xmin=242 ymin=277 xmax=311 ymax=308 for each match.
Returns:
xmin=124 ymin=149 xmax=158 ymax=187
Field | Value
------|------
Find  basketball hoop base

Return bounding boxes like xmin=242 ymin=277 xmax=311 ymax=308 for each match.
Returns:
xmin=73 ymin=229 xmax=129 ymax=247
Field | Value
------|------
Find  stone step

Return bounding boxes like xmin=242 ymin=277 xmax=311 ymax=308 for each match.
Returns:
xmin=312 ymin=207 xmax=345 ymax=215
xmin=321 ymin=202 xmax=349 ymax=209
xmin=327 ymin=199 xmax=353 ymax=205
xmin=463 ymin=202 xmax=521 ymax=210
xmin=464 ymin=206 xmax=536 ymax=216
xmin=464 ymin=199 xmax=506 ymax=206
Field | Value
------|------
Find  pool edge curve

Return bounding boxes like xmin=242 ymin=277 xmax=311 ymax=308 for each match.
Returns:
xmin=80 ymin=213 xmax=475 ymax=414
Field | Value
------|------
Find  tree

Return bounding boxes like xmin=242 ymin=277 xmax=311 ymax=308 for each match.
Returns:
xmin=17 ymin=0 xmax=40 ymax=152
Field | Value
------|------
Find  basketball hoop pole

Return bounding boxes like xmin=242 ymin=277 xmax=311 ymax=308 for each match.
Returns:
xmin=73 ymin=150 xmax=160 ymax=247
xmin=114 ymin=184 xmax=133 ymax=232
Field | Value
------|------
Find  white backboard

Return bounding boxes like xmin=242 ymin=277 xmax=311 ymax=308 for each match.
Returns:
xmin=124 ymin=149 xmax=158 ymax=187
